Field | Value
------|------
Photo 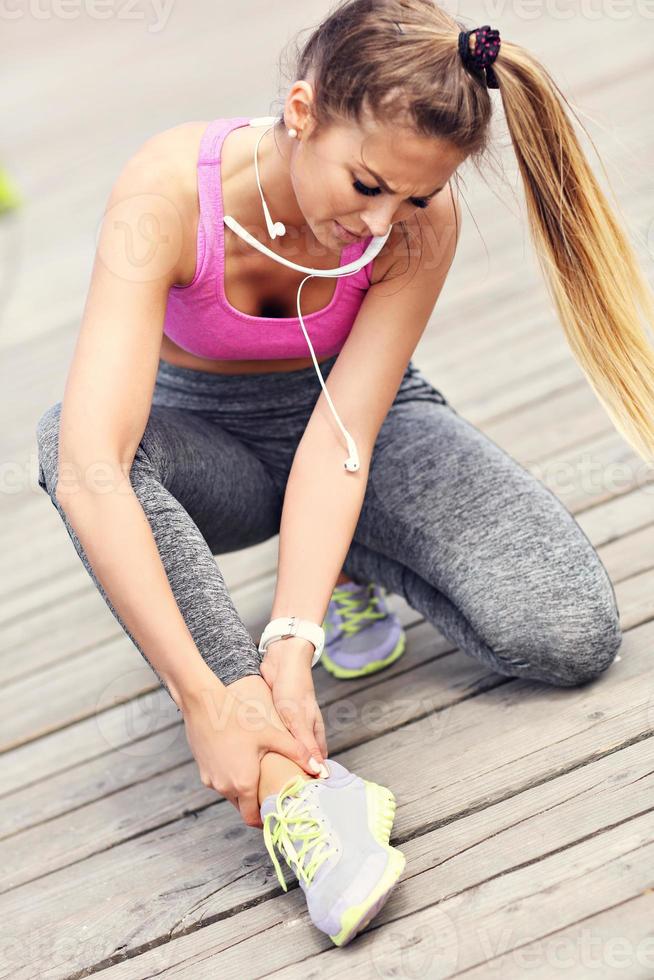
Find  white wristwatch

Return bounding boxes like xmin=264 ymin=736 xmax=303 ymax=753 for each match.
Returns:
xmin=258 ymin=616 xmax=325 ymax=668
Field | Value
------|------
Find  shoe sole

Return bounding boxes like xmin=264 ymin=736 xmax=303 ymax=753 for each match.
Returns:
xmin=329 ymin=781 xmax=405 ymax=947
xmin=320 ymin=632 xmax=406 ymax=680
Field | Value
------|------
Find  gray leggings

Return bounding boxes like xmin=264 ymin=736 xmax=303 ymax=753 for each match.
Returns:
xmin=36 ymin=354 xmax=622 ymax=695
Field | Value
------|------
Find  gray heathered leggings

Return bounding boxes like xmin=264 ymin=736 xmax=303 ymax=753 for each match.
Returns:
xmin=36 ymin=353 xmax=622 ymax=696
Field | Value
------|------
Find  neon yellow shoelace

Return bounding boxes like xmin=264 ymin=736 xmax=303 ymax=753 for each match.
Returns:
xmin=324 ymin=583 xmax=387 ymax=637
xmin=263 ymin=776 xmax=338 ymax=892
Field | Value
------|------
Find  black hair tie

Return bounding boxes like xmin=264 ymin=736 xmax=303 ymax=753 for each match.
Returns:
xmin=458 ymin=24 xmax=501 ymax=89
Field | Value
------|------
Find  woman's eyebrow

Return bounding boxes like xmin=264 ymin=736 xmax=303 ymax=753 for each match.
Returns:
xmin=360 ymin=163 xmax=442 ymax=197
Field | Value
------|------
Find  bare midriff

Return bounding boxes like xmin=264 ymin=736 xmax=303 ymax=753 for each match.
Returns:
xmin=159 ymin=333 xmax=334 ymax=374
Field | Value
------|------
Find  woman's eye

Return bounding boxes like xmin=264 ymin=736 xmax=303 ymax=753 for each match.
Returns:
xmin=352 ymin=178 xmax=429 ymax=209
xmin=353 ymin=178 xmax=380 ymax=198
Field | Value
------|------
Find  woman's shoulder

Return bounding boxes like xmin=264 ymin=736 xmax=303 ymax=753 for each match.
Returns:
xmin=124 ymin=121 xmax=212 ymax=287
xmin=132 ymin=120 xmax=211 ymax=202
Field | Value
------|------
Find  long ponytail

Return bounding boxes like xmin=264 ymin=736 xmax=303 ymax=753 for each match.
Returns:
xmin=280 ymin=0 xmax=654 ymax=463
xmin=494 ymin=40 xmax=654 ymax=465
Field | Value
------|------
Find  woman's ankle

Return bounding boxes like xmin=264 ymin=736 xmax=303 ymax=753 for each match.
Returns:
xmin=258 ymin=751 xmax=308 ymax=805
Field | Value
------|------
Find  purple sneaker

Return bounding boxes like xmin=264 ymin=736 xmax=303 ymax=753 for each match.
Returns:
xmin=260 ymin=759 xmax=405 ymax=946
xmin=321 ymin=581 xmax=406 ymax=679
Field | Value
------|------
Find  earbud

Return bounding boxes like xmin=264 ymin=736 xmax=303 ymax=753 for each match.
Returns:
xmin=254 ymin=124 xmax=287 ymax=240
xmin=261 ymin=197 xmax=286 ymax=240
xmin=343 ymin=433 xmax=360 ymax=472
xmin=261 ymin=126 xmax=297 ymax=236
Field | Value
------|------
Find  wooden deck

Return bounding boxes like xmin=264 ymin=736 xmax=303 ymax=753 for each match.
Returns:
xmin=1 ymin=2 xmax=653 ymax=977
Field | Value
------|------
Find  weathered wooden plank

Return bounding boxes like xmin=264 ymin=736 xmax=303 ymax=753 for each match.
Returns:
xmin=0 ymin=502 xmax=280 ymax=596
xmin=451 ymin=357 xmax=584 ymax=427
xmin=614 ymin=569 xmax=654 ymax=631
xmin=86 ymin=892 xmax=654 ymax=980
xmin=0 ymin=537 xmax=281 ymax=682
xmin=483 ymin=382 xmax=621 ymax=466
xmin=18 ymin=612 xmax=654 ymax=864
xmin=0 ymin=567 xmax=88 ymax=628
xmin=263 ymin=815 xmax=654 ymax=980
xmin=576 ymin=485 xmax=654 ymax=548
xmin=529 ymin=429 xmax=654 ymax=513
xmin=6 ymin=694 xmax=652 ymax=979
xmin=0 ymin=563 xmax=287 ymax=748
xmin=600 ymin=524 xmax=654 ymax=584
xmin=450 ymin=893 xmax=654 ymax=980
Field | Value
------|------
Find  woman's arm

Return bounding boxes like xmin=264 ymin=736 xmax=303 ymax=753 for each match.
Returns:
xmin=269 ymin=191 xmax=461 ymax=633
xmin=55 ymin=137 xmax=213 ymax=709
xmin=261 ymin=190 xmax=462 ymax=741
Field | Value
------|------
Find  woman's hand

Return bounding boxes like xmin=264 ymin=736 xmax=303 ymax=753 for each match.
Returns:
xmin=260 ymin=640 xmax=329 ymax=767
xmin=179 ymin=678 xmax=323 ymax=828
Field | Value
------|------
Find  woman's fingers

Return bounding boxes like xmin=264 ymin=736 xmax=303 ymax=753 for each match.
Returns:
xmin=265 ymin=725 xmax=324 ymax=776
xmin=314 ymin=711 xmax=328 ymax=759
xmin=288 ymin=711 xmax=325 ymax=766
xmin=234 ymin=763 xmax=266 ymax=828
xmin=238 ymin=789 xmax=264 ymax=829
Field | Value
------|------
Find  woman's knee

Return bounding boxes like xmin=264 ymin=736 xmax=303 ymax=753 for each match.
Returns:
xmin=36 ymin=400 xmax=158 ymax=504
xmin=491 ymin=588 xmax=622 ymax=687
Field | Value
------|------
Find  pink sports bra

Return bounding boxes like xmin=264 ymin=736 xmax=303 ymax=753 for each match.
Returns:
xmin=163 ymin=116 xmax=376 ymax=360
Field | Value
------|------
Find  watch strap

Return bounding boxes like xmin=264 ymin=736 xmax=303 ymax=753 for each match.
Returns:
xmin=258 ymin=616 xmax=325 ymax=668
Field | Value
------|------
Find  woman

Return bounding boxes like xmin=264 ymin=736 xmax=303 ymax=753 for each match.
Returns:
xmin=35 ymin=0 xmax=654 ymax=947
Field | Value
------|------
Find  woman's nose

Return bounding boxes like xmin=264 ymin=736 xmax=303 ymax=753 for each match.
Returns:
xmin=361 ymin=199 xmax=397 ymax=237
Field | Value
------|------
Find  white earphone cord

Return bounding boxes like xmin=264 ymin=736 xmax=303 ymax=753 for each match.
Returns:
xmin=255 ymin=124 xmax=355 ymax=464
xmin=295 ymin=274 xmax=360 ymax=470
xmin=254 ymin=125 xmax=286 ymax=240
xmin=224 ymin=117 xmax=393 ymax=473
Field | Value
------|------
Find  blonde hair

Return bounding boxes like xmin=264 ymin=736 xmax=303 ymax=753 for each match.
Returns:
xmin=277 ymin=0 xmax=654 ymax=465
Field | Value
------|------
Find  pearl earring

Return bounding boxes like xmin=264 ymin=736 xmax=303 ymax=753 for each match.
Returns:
xmin=287 ymin=127 xmax=298 ymax=139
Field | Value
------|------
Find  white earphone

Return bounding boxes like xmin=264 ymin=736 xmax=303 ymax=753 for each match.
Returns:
xmin=253 ymin=123 xmax=286 ymax=240
xmin=223 ymin=116 xmax=393 ymax=473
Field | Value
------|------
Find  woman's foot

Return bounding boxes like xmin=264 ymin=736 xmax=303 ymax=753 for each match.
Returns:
xmin=260 ymin=758 xmax=405 ymax=946
xmin=320 ymin=582 xmax=406 ymax=679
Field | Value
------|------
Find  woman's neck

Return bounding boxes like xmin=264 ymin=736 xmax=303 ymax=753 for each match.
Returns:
xmin=229 ymin=121 xmax=311 ymax=243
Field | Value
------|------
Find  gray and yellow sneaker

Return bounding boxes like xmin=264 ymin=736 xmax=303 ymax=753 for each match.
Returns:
xmin=321 ymin=581 xmax=406 ymax=679
xmin=260 ymin=759 xmax=405 ymax=946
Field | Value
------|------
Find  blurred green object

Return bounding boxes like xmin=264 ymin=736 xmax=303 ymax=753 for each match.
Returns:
xmin=0 ymin=167 xmax=22 ymax=213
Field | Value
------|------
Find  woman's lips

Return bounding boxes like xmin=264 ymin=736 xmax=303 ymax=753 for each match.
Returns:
xmin=333 ymin=220 xmax=364 ymax=242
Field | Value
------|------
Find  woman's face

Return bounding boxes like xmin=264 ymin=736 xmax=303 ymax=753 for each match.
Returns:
xmin=286 ymin=107 xmax=467 ymax=251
